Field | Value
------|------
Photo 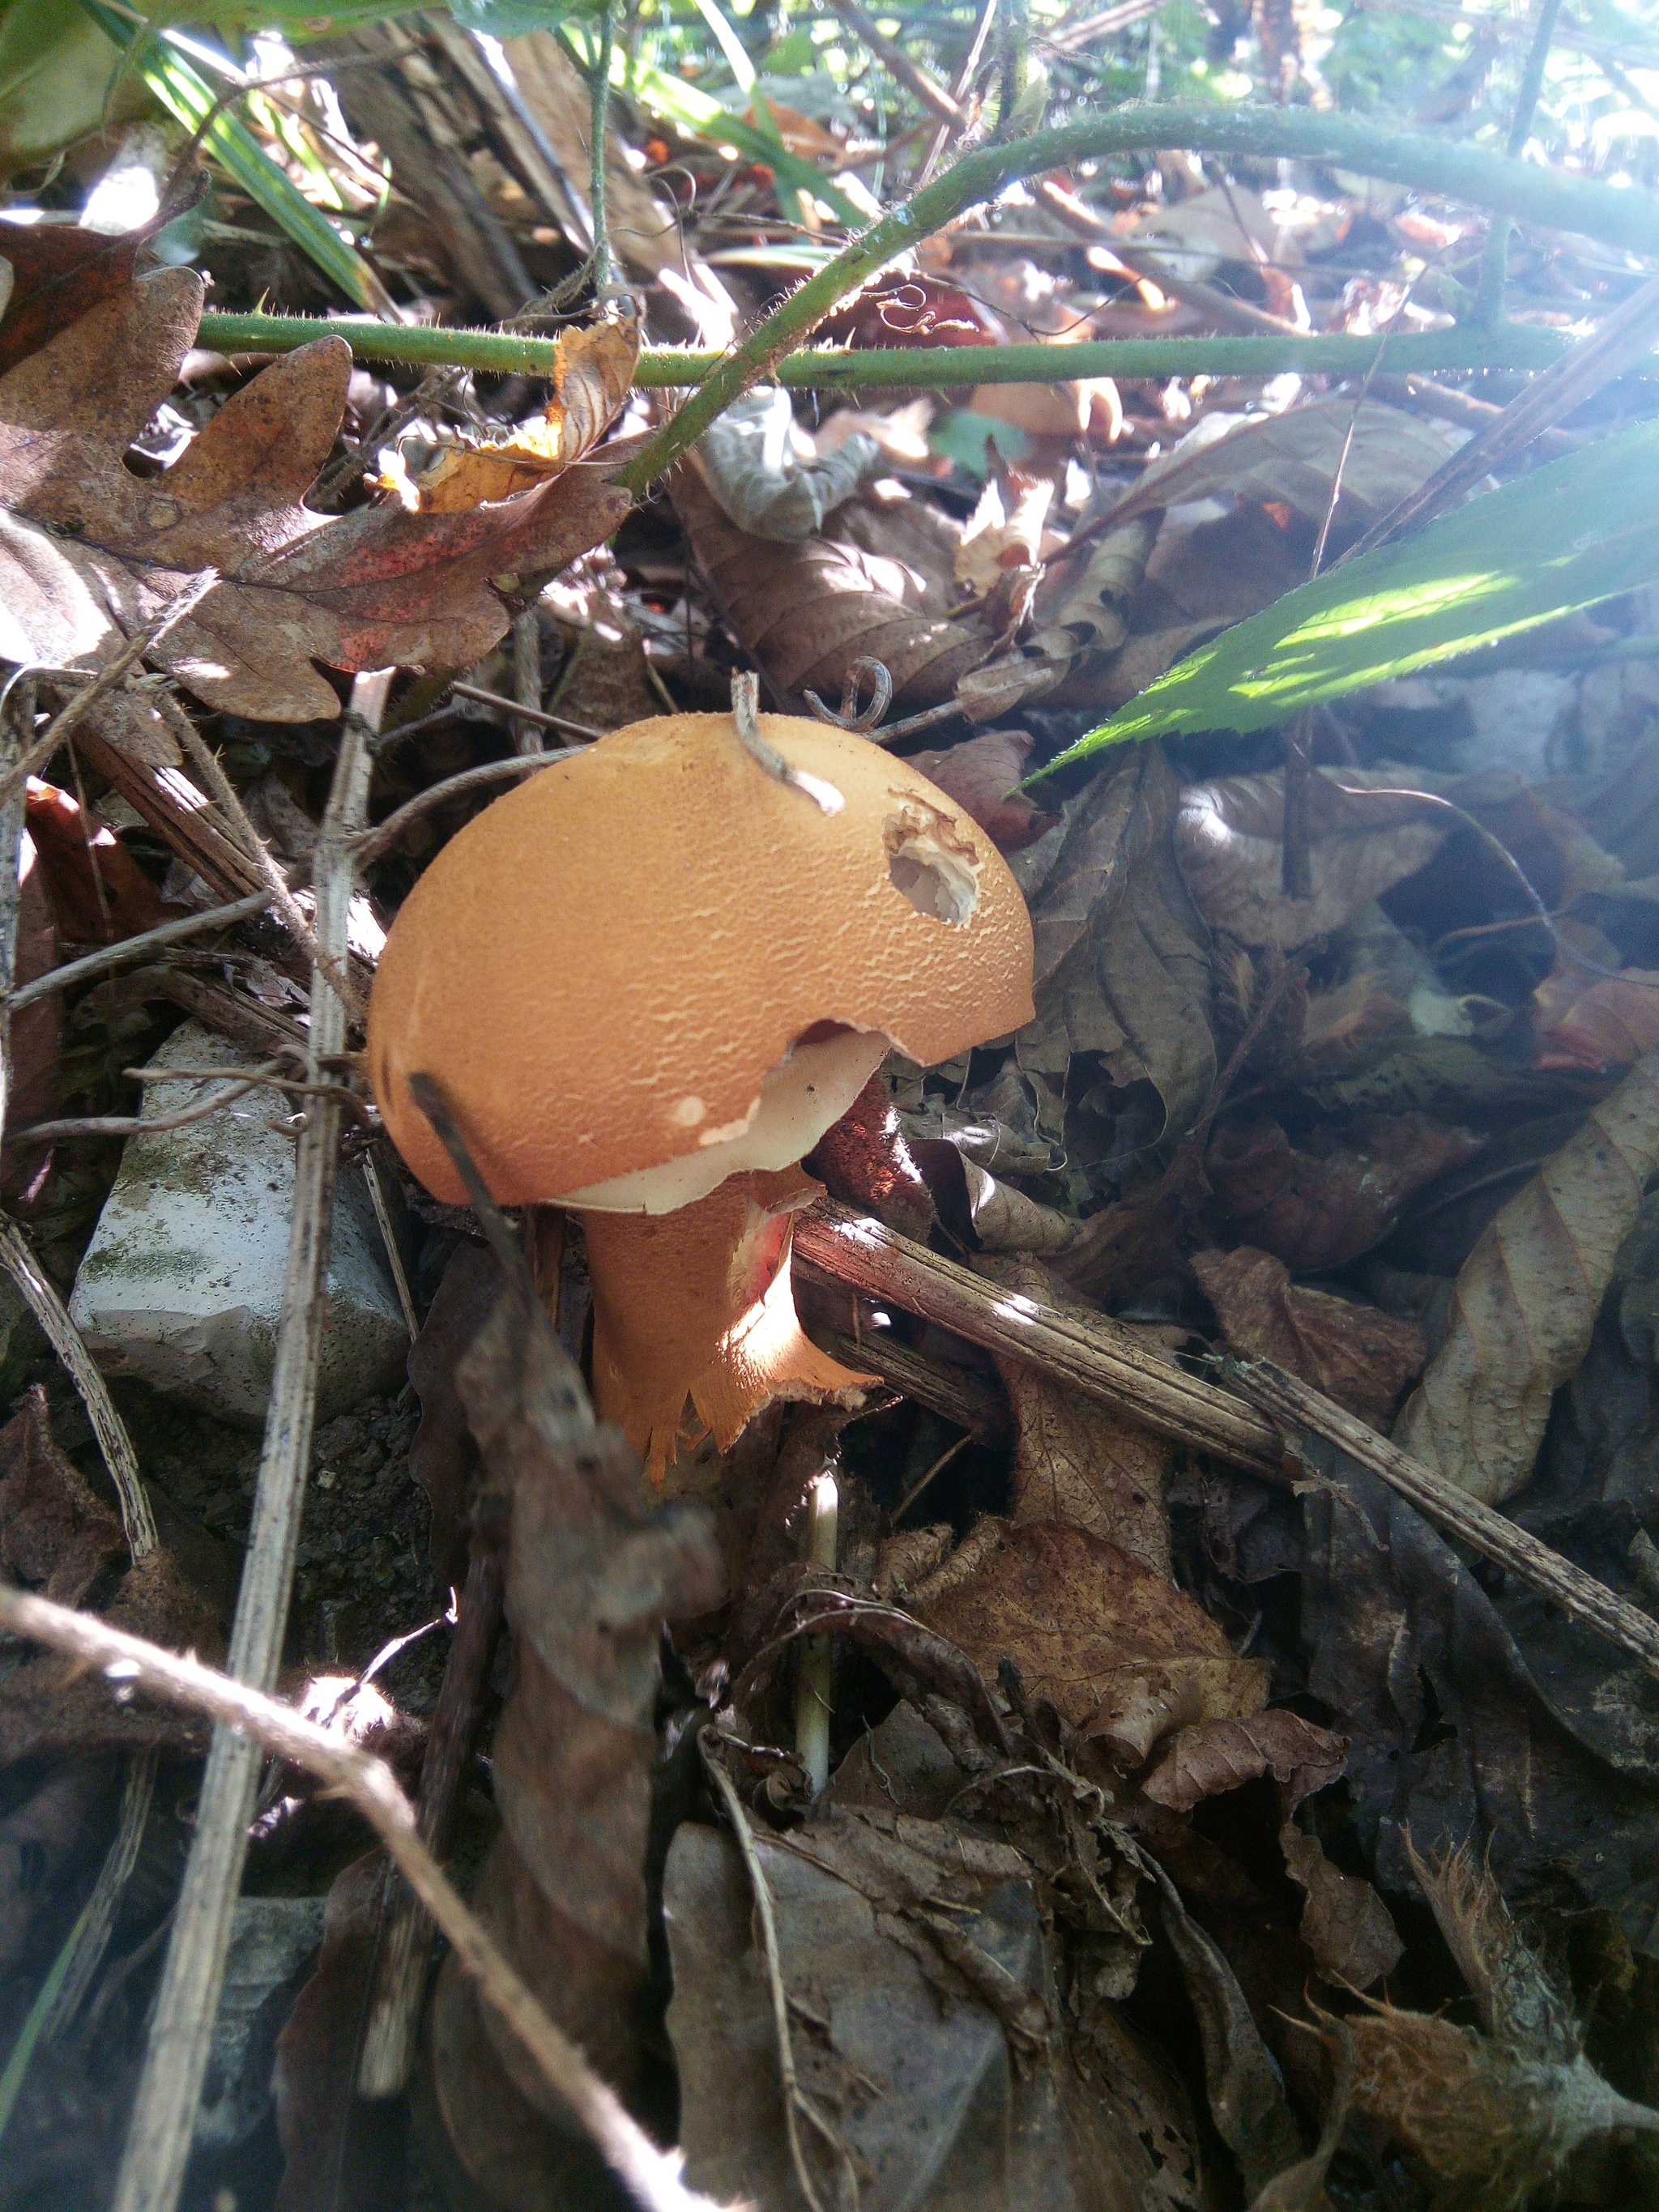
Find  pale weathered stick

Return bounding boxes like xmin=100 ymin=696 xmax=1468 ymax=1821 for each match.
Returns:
xmin=0 ymin=1583 xmax=727 ymax=2212
xmin=1226 ymin=1356 xmax=1659 ymax=1683
xmin=110 ymin=671 xmax=390 ymax=2212
xmin=792 ymin=1200 xmax=1282 ymax=1476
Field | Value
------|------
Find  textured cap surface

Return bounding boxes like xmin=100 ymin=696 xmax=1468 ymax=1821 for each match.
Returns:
xmin=369 ymin=710 xmax=1034 ymax=1205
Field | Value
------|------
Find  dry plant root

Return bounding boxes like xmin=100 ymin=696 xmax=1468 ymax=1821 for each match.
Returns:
xmin=584 ymin=1167 xmax=874 ymax=1479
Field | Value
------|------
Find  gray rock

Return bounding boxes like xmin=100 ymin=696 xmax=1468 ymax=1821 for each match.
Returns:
xmin=69 ymin=1022 xmax=408 ymax=1426
xmin=194 ymin=1894 xmax=328 ymax=2150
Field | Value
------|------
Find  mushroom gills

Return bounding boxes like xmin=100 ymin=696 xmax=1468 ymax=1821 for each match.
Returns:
xmin=560 ymin=1024 xmax=887 ymax=1214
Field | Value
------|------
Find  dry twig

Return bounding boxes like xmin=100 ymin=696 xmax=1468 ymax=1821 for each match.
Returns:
xmin=0 ymin=1582 xmax=729 ymax=2212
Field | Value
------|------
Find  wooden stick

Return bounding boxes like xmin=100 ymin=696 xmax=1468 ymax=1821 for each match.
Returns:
xmin=0 ymin=1583 xmax=727 ymax=2212
xmin=1227 ymin=1357 xmax=1659 ymax=1683
xmin=110 ymin=672 xmax=389 ymax=2212
xmin=8 ymin=889 xmax=275 ymax=1014
xmin=792 ymin=1200 xmax=1280 ymax=1475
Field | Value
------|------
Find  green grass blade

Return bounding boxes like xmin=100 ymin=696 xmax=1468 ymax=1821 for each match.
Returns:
xmin=79 ymin=0 xmax=394 ymax=313
xmin=1035 ymin=417 xmax=1659 ymax=777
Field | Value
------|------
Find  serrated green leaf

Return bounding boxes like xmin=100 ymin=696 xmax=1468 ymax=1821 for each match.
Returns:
xmin=1037 ymin=416 xmax=1659 ymax=776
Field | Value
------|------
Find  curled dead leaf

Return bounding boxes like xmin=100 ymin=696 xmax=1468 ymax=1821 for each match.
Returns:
xmin=916 ymin=1518 xmax=1268 ymax=1767
xmin=378 ymin=317 xmax=639 ymax=512
xmin=1530 ymin=961 xmax=1659 ymax=1072
xmin=907 ymin=728 xmax=1052 ymax=853
xmin=1141 ymin=1710 xmax=1347 ymax=1817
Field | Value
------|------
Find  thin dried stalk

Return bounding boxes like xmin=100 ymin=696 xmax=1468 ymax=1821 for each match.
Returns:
xmin=357 ymin=1545 xmax=505 ymax=2094
xmin=0 ymin=575 xmax=220 ymax=812
xmin=0 ymin=1583 xmax=728 ymax=2212
xmin=0 ymin=1221 xmax=156 ymax=1558
xmin=702 ymin=1742 xmax=855 ymax=2212
xmin=1230 ymin=1357 xmax=1659 ymax=1683
xmin=352 ymin=752 xmax=561 ymax=867
xmin=109 ymin=671 xmax=390 ymax=2212
xmin=8 ymin=889 xmax=275 ymax=1014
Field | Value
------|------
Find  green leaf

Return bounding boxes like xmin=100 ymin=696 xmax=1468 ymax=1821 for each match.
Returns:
xmin=1038 ymin=416 xmax=1659 ymax=775
xmin=78 ymin=0 xmax=394 ymax=314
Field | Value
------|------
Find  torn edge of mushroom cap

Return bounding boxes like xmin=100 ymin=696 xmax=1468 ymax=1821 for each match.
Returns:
xmin=563 ymin=1026 xmax=888 ymax=1215
xmin=583 ymin=1168 xmax=876 ymax=1481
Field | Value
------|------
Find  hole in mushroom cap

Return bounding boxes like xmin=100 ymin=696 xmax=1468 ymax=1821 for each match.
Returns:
xmin=884 ymin=802 xmax=981 ymax=926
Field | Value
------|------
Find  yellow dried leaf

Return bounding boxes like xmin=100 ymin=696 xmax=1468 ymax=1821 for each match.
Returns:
xmin=394 ymin=318 xmax=640 ymax=514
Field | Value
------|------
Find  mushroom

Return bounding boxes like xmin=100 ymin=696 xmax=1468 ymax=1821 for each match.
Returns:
xmin=368 ymin=705 xmax=1034 ymax=1479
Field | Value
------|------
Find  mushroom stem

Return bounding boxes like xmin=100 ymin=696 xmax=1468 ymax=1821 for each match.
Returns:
xmin=580 ymin=1167 xmax=875 ymax=1481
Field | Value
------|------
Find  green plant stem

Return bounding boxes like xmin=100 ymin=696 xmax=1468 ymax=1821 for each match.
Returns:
xmin=613 ymin=103 xmax=1659 ymax=491
xmin=199 ymin=309 xmax=1580 ymax=388
xmin=1479 ymin=0 xmax=1566 ymax=325
xmin=589 ymin=0 xmax=616 ymax=296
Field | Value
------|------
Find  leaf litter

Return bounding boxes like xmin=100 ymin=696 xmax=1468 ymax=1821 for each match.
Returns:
xmin=2 ymin=40 xmax=1659 ymax=2212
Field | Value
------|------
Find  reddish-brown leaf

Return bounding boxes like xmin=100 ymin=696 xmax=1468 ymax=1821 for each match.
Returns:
xmin=0 ymin=1386 xmax=124 ymax=1606
xmin=1141 ymin=1709 xmax=1348 ymax=1816
xmin=1192 ymin=1245 xmax=1428 ymax=1428
xmin=907 ymin=727 xmax=1054 ymax=852
xmin=1530 ymin=961 xmax=1659 ymax=1072
xmin=0 ymin=219 xmax=147 ymax=378
xmin=1207 ymin=1115 xmax=1483 ymax=1272
xmin=24 ymin=779 xmax=168 ymax=945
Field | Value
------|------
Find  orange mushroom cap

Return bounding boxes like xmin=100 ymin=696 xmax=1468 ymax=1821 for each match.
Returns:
xmin=368 ymin=710 xmax=1035 ymax=1208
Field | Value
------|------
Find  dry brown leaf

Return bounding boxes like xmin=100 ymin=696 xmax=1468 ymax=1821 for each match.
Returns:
xmin=1530 ymin=961 xmax=1659 ymax=1072
xmin=1175 ymin=769 xmax=1453 ymax=951
xmin=807 ymin=1068 xmax=936 ymax=1240
xmin=907 ymin=728 xmax=1052 ymax=852
xmin=672 ymin=458 xmax=994 ymax=709
xmin=429 ymin=1281 xmax=722 ymax=2198
xmin=916 ymin=1518 xmax=1268 ymax=1767
xmin=976 ymin=1255 xmax=1171 ymax=1572
xmin=24 ymin=778 xmax=168 ymax=946
xmin=1192 ymin=1247 xmax=1428 ymax=1428
xmin=1018 ymin=744 xmax=1217 ymax=1157
xmin=379 ymin=319 xmax=638 ymax=512
xmin=0 ymin=215 xmax=151 ymax=378
xmin=1208 ymin=1115 xmax=1484 ymax=1272
xmin=0 ymin=1387 xmax=124 ymax=1607
xmin=1104 ymin=397 xmax=1456 ymax=536
xmin=272 ymin=1851 xmax=403 ymax=2212
xmin=1141 ymin=1710 xmax=1347 ymax=1815
xmin=954 ymin=515 xmax=1158 ymax=722
xmin=1278 ymin=1828 xmax=1403 ymax=1990
xmin=1396 ymin=1051 xmax=1659 ymax=1502
xmin=0 ymin=269 xmax=630 ymax=722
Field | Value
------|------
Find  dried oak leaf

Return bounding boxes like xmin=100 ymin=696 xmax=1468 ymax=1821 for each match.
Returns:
xmin=1192 ymin=1247 xmax=1428 ymax=1429
xmin=1175 ymin=769 xmax=1452 ymax=953
xmin=273 ymin=1850 xmax=403 ymax=2212
xmin=672 ymin=455 xmax=993 ymax=710
xmin=976 ymin=1253 xmax=1171 ymax=1574
xmin=1396 ymin=1050 xmax=1659 ymax=1503
xmin=0 ymin=268 xmax=631 ymax=722
xmin=1141 ymin=1709 xmax=1347 ymax=1818
xmin=380 ymin=318 xmax=639 ymax=512
xmin=0 ymin=215 xmax=151 ymax=378
xmin=1207 ymin=1114 xmax=1483 ymax=1273
xmin=916 ymin=1517 xmax=1269 ymax=1768
xmin=1105 ymin=397 xmax=1456 ymax=538
xmin=1530 ymin=961 xmax=1659 ymax=1072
